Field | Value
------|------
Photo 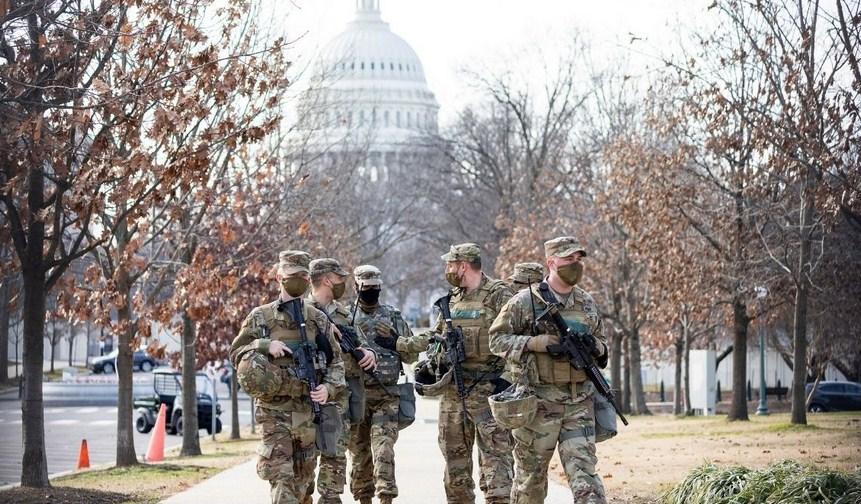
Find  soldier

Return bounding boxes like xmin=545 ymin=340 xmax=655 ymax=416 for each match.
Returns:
xmin=348 ymin=265 xmax=414 ymax=504
xmin=230 ymin=250 xmax=346 ymax=504
xmin=382 ymin=243 xmax=515 ymax=504
xmin=507 ymin=262 xmax=545 ymax=290
xmin=307 ymin=258 xmax=377 ymax=504
xmin=489 ymin=236 xmax=609 ymax=504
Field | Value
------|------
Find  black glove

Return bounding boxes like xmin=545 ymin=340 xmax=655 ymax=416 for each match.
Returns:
xmin=374 ymin=335 xmax=397 ymax=352
xmin=581 ymin=334 xmax=599 ymax=357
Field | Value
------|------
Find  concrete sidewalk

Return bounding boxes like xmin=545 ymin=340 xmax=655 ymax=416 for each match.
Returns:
xmin=162 ymin=392 xmax=572 ymax=503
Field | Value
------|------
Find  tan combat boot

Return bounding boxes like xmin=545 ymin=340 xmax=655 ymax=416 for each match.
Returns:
xmin=379 ymin=496 xmax=393 ymax=504
xmin=359 ymin=499 xmax=372 ymax=504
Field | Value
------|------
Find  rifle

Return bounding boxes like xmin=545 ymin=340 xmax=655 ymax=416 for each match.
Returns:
xmin=286 ymin=298 xmax=323 ymax=425
xmin=433 ymin=292 xmax=468 ymax=429
xmin=332 ymin=319 xmax=392 ymax=394
xmin=535 ymin=284 xmax=629 ymax=426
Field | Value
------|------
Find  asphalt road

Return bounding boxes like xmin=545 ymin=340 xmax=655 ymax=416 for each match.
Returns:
xmin=0 ymin=382 xmax=252 ymax=486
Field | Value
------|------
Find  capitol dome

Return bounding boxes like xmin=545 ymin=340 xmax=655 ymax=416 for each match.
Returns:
xmin=306 ymin=0 xmax=440 ymax=154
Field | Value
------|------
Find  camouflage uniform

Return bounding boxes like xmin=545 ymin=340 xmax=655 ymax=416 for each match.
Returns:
xmin=307 ymin=258 xmax=374 ymax=503
xmin=398 ymin=244 xmax=515 ymax=504
xmin=489 ymin=237 xmax=609 ymax=504
xmin=507 ymin=262 xmax=545 ymax=290
xmin=230 ymin=251 xmax=346 ymax=504
xmin=348 ymin=265 xmax=414 ymax=504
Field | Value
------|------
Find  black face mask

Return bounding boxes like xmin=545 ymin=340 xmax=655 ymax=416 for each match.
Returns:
xmin=358 ymin=288 xmax=381 ymax=305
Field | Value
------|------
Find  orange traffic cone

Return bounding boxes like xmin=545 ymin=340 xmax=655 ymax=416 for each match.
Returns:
xmin=145 ymin=403 xmax=167 ymax=463
xmin=76 ymin=439 xmax=90 ymax=469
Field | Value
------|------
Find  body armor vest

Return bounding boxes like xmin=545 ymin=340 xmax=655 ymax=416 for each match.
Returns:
xmin=255 ymin=303 xmax=325 ymax=378
xmin=449 ymin=280 xmax=505 ymax=365
xmin=529 ymin=287 xmax=589 ymax=385
xmin=352 ymin=304 xmax=402 ymax=386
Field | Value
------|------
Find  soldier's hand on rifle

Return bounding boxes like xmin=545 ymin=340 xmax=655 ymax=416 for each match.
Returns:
xmin=526 ymin=334 xmax=560 ymax=353
xmin=310 ymin=384 xmax=329 ymax=404
xmin=268 ymin=340 xmax=292 ymax=358
xmin=583 ymin=334 xmax=603 ymax=358
xmin=374 ymin=320 xmax=396 ymax=338
xmin=357 ymin=347 xmax=377 ymax=371
xmin=374 ymin=335 xmax=397 ymax=352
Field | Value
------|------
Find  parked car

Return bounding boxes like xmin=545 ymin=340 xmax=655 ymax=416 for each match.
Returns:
xmin=90 ymin=349 xmax=158 ymax=374
xmin=805 ymin=381 xmax=861 ymax=412
xmin=134 ymin=368 xmax=222 ymax=435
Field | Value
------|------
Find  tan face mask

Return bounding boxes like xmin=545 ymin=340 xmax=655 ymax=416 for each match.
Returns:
xmin=445 ymin=266 xmax=465 ymax=287
xmin=556 ymin=262 xmax=583 ymax=286
xmin=282 ymin=277 xmax=309 ymax=297
xmin=331 ymin=281 xmax=346 ymax=300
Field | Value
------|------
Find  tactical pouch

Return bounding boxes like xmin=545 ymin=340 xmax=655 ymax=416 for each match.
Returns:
xmin=347 ymin=376 xmax=366 ymax=424
xmin=594 ymin=393 xmax=618 ymax=443
xmin=397 ymin=380 xmax=416 ymax=430
xmin=315 ymin=403 xmax=343 ymax=457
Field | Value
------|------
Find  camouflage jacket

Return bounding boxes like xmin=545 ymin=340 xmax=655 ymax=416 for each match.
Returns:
xmin=398 ymin=274 xmax=513 ymax=376
xmin=230 ymin=299 xmax=345 ymax=412
xmin=488 ymin=283 xmax=607 ymax=404
xmin=350 ymin=302 xmax=416 ymax=385
xmin=307 ymin=293 xmax=374 ymax=380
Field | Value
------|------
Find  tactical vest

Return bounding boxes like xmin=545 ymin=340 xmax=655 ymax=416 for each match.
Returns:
xmin=352 ymin=304 xmax=402 ymax=386
xmin=254 ymin=303 xmax=325 ymax=377
xmin=450 ymin=279 xmax=505 ymax=363
xmin=528 ymin=286 xmax=590 ymax=385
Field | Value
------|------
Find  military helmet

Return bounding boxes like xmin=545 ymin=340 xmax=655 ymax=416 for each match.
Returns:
xmin=236 ymin=350 xmax=282 ymax=400
xmin=413 ymin=360 xmax=451 ymax=397
xmin=488 ymin=384 xmax=537 ymax=430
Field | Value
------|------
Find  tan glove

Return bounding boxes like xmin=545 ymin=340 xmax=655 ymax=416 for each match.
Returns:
xmin=526 ymin=334 xmax=560 ymax=353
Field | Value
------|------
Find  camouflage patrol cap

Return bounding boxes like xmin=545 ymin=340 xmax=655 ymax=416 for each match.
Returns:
xmin=353 ymin=264 xmax=383 ymax=287
xmin=309 ymin=258 xmax=348 ymax=277
xmin=544 ymin=236 xmax=587 ymax=258
xmin=279 ymin=250 xmax=311 ymax=274
xmin=440 ymin=243 xmax=481 ymax=263
xmin=509 ymin=262 xmax=545 ymax=285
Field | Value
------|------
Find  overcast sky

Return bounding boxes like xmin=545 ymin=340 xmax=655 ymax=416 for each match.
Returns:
xmin=272 ymin=0 xmax=715 ymax=124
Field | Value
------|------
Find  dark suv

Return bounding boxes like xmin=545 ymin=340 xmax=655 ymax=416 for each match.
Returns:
xmin=90 ymin=349 xmax=158 ymax=374
xmin=805 ymin=381 xmax=861 ymax=412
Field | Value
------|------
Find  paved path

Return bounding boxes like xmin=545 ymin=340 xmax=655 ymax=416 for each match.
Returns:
xmin=162 ymin=393 xmax=572 ymax=503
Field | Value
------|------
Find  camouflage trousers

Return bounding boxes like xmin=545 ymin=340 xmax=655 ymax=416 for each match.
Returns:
xmin=439 ymin=380 xmax=513 ymax=504
xmin=255 ymin=405 xmax=318 ymax=504
xmin=510 ymin=395 xmax=606 ymax=504
xmin=314 ymin=384 xmax=356 ymax=503
xmin=349 ymin=383 xmax=399 ymax=500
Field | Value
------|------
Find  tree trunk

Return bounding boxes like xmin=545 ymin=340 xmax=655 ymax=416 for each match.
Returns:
xmin=683 ymin=323 xmax=692 ymax=416
xmin=180 ymin=209 xmax=201 ymax=457
xmin=791 ymin=168 xmax=815 ymax=425
xmin=673 ymin=336 xmax=683 ymax=415
xmin=21 ymin=262 xmax=50 ymax=486
xmin=0 ymin=277 xmax=10 ymax=384
xmin=49 ymin=318 xmax=57 ymax=374
xmin=115 ymin=260 xmax=138 ymax=466
xmin=629 ymin=327 xmax=650 ymax=414
xmin=610 ymin=329 xmax=622 ymax=397
xmin=728 ymin=296 xmax=750 ymax=421
xmin=230 ymin=369 xmax=240 ymax=440
xmin=622 ymin=335 xmax=632 ymax=414
xmin=67 ymin=323 xmax=75 ymax=367
xmin=180 ymin=309 xmax=201 ymax=456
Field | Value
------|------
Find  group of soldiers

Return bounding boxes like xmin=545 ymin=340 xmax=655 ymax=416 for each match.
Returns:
xmin=229 ymin=235 xmax=611 ymax=504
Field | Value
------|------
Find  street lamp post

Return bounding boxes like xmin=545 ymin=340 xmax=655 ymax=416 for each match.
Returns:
xmin=756 ymin=325 xmax=769 ymax=416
